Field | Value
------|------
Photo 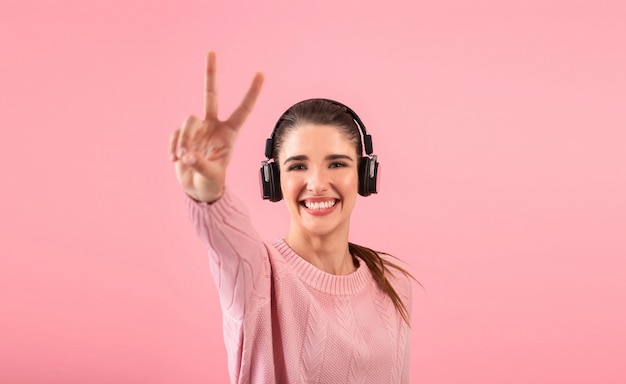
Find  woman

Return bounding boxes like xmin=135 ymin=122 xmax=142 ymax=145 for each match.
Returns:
xmin=170 ymin=52 xmax=414 ymax=384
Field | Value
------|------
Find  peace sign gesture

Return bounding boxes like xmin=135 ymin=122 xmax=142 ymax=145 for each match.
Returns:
xmin=170 ymin=52 xmax=264 ymax=202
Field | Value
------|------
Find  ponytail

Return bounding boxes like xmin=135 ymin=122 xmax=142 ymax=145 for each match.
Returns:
xmin=348 ymin=243 xmax=418 ymax=326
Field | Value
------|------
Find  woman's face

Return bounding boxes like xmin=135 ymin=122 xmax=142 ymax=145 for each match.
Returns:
xmin=278 ymin=124 xmax=359 ymax=238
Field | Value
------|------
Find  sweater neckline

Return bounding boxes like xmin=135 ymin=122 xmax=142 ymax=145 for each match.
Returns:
xmin=272 ymin=239 xmax=371 ymax=295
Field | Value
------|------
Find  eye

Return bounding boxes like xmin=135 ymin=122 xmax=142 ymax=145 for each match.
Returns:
xmin=287 ymin=163 xmax=307 ymax=171
xmin=329 ymin=161 xmax=348 ymax=169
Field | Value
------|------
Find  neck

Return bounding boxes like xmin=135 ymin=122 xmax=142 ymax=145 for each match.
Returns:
xmin=284 ymin=228 xmax=356 ymax=275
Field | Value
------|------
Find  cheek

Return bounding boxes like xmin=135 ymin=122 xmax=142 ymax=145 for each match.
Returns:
xmin=338 ymin=170 xmax=359 ymax=192
xmin=348 ymin=167 xmax=360 ymax=184
xmin=280 ymin=174 xmax=301 ymax=198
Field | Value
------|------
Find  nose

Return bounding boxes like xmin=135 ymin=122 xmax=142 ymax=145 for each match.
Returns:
xmin=306 ymin=167 xmax=329 ymax=194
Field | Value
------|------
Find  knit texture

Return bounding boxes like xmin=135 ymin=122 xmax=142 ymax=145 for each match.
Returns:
xmin=186 ymin=189 xmax=412 ymax=383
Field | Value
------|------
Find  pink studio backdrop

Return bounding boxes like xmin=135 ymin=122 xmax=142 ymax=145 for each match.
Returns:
xmin=1 ymin=0 xmax=625 ymax=383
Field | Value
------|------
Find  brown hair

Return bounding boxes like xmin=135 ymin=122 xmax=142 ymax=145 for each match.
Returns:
xmin=273 ymin=99 xmax=417 ymax=326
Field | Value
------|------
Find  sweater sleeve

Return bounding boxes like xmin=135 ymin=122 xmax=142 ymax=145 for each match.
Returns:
xmin=185 ymin=188 xmax=272 ymax=321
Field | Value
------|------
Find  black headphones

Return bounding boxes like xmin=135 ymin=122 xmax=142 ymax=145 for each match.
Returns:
xmin=260 ymin=98 xmax=379 ymax=202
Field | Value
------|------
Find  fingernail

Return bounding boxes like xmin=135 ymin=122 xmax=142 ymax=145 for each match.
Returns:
xmin=177 ymin=147 xmax=187 ymax=158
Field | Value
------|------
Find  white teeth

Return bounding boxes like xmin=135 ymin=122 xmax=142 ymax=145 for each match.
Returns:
xmin=304 ymin=200 xmax=336 ymax=210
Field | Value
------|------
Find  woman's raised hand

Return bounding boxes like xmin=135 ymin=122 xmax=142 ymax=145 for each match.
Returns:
xmin=170 ymin=52 xmax=264 ymax=202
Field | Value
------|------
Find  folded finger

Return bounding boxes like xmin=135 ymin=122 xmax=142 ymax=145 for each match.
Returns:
xmin=177 ymin=115 xmax=202 ymax=158
xmin=179 ymin=149 xmax=221 ymax=194
xmin=170 ymin=128 xmax=180 ymax=161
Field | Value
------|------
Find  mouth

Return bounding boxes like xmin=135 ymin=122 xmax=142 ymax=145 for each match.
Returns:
xmin=300 ymin=199 xmax=339 ymax=210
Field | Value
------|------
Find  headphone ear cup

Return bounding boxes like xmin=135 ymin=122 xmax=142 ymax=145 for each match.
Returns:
xmin=259 ymin=161 xmax=283 ymax=202
xmin=358 ymin=156 xmax=379 ymax=196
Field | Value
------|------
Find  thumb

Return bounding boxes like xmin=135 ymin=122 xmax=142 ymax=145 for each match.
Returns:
xmin=181 ymin=150 xmax=219 ymax=180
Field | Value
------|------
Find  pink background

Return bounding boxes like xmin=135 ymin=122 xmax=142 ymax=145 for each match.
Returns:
xmin=1 ymin=0 xmax=625 ymax=383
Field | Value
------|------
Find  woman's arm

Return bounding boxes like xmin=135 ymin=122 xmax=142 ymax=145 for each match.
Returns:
xmin=169 ymin=52 xmax=267 ymax=319
xmin=186 ymin=189 xmax=271 ymax=321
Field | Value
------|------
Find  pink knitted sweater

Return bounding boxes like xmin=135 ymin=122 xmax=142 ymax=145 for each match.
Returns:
xmin=186 ymin=189 xmax=412 ymax=383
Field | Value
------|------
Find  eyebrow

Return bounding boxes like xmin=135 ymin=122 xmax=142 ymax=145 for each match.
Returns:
xmin=283 ymin=154 xmax=354 ymax=165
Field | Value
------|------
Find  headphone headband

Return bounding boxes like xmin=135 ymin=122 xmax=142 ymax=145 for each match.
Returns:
xmin=264 ymin=98 xmax=373 ymax=159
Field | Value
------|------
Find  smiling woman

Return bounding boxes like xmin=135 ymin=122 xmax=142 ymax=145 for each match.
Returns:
xmin=270 ymin=100 xmax=414 ymax=324
xmin=170 ymin=52 xmax=415 ymax=384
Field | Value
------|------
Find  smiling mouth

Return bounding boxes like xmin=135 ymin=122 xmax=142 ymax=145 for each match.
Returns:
xmin=301 ymin=199 xmax=338 ymax=210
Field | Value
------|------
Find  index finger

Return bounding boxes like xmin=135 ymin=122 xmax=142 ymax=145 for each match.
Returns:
xmin=204 ymin=51 xmax=217 ymax=121
xmin=226 ymin=71 xmax=265 ymax=130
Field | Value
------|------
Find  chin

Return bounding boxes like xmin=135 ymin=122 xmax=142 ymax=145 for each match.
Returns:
xmin=300 ymin=218 xmax=349 ymax=238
